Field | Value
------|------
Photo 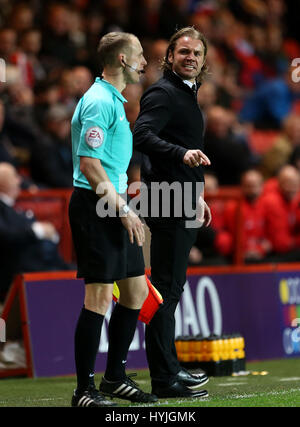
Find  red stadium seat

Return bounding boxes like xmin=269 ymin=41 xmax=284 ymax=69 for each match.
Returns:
xmin=249 ymin=130 xmax=280 ymax=154
xmin=15 ymin=189 xmax=73 ymax=262
xmin=15 ymin=199 xmax=64 ymax=233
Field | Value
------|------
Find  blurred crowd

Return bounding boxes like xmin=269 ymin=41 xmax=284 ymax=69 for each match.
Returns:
xmin=0 ymin=0 xmax=300 ymax=272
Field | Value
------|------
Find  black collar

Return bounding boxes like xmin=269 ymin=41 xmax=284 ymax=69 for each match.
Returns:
xmin=163 ymin=70 xmax=200 ymax=95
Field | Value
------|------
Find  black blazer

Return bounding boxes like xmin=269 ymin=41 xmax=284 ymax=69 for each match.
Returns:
xmin=0 ymin=200 xmax=67 ymax=298
xmin=134 ymin=70 xmax=204 ymax=184
xmin=0 ymin=200 xmax=37 ymax=294
xmin=133 ymin=70 xmax=205 ymax=215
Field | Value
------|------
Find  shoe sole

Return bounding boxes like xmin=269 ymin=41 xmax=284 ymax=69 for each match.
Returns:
xmin=71 ymin=397 xmax=117 ymax=407
xmin=154 ymin=391 xmax=209 ymax=399
xmin=100 ymin=390 xmax=158 ymax=404
xmin=71 ymin=402 xmax=117 ymax=407
xmin=187 ymin=377 xmax=209 ymax=389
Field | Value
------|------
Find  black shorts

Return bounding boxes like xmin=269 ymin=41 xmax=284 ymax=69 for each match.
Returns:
xmin=69 ymin=187 xmax=145 ymax=284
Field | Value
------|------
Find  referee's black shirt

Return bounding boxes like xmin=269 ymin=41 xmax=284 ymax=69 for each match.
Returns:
xmin=133 ymin=70 xmax=205 ymax=216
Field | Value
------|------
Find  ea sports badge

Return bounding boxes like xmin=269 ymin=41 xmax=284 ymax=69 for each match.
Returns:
xmin=85 ymin=126 xmax=104 ymax=148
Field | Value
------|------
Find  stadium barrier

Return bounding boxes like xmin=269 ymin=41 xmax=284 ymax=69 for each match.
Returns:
xmin=0 ymin=264 xmax=299 ymax=378
xmin=15 ymin=187 xmax=243 ymax=265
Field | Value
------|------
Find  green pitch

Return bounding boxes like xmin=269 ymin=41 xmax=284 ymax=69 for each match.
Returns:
xmin=0 ymin=358 xmax=299 ymax=407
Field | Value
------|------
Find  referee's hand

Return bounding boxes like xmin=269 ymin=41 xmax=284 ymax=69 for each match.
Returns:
xmin=121 ymin=210 xmax=145 ymax=246
xmin=183 ymin=149 xmax=211 ymax=168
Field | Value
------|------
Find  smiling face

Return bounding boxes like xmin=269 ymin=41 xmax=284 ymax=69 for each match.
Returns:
xmin=168 ymin=36 xmax=205 ymax=82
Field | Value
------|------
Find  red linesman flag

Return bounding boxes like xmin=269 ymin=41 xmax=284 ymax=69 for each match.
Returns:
xmin=113 ymin=275 xmax=163 ymax=324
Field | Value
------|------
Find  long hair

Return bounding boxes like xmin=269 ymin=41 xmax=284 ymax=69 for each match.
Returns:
xmin=161 ymin=27 xmax=209 ymax=84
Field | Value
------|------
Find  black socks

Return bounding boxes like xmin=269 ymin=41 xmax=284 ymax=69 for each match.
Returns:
xmin=104 ymin=303 xmax=140 ymax=381
xmin=74 ymin=303 xmax=140 ymax=391
xmin=74 ymin=307 xmax=104 ymax=392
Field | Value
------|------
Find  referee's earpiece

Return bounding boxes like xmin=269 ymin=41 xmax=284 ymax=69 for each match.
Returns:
xmin=121 ymin=59 xmax=145 ymax=74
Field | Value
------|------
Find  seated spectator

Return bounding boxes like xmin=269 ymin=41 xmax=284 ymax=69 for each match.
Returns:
xmin=276 ymin=164 xmax=300 ymax=203
xmin=33 ymin=80 xmax=61 ymax=126
xmin=30 ymin=104 xmax=73 ymax=188
xmin=148 ymin=38 xmax=169 ymax=66
xmin=255 ymin=165 xmax=300 ymax=262
xmin=232 ymin=22 xmax=288 ymax=89
xmin=139 ymin=39 xmax=168 ymax=91
xmin=204 ymin=105 xmax=255 ymax=185
xmin=0 ymin=99 xmax=15 ymax=165
xmin=265 ymin=24 xmax=290 ymax=77
xmin=290 ymin=145 xmax=300 ymax=172
xmin=80 ymin=10 xmax=105 ymax=75
xmin=0 ymin=94 xmax=38 ymax=170
xmin=12 ymin=29 xmax=46 ymax=87
xmin=158 ymin=0 xmax=189 ymax=39
xmin=197 ymin=80 xmax=218 ymax=119
xmin=188 ymin=172 xmax=228 ymax=266
xmin=228 ymin=0 xmax=268 ymax=24
xmin=129 ymin=0 xmax=162 ymax=39
xmin=0 ymin=163 xmax=71 ymax=302
xmin=40 ymin=4 xmax=78 ymax=68
xmin=204 ymin=171 xmax=226 ymax=232
xmin=0 ymin=28 xmax=17 ymax=62
xmin=260 ymin=113 xmax=300 ymax=178
xmin=239 ymin=65 xmax=300 ymax=129
xmin=0 ymin=98 xmax=38 ymax=190
xmin=9 ymin=3 xmax=34 ymax=33
xmin=58 ymin=68 xmax=78 ymax=113
xmin=72 ymin=66 xmax=93 ymax=99
xmin=215 ymin=168 xmax=297 ymax=263
xmin=102 ymin=0 xmax=130 ymax=34
xmin=3 ymin=62 xmax=40 ymax=136
xmin=68 ymin=7 xmax=87 ymax=52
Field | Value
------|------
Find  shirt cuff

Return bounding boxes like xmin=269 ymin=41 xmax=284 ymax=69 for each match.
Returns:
xmin=31 ymin=222 xmax=45 ymax=239
xmin=31 ymin=223 xmax=60 ymax=244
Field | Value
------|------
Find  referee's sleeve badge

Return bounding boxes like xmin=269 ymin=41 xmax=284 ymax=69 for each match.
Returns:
xmin=85 ymin=126 xmax=104 ymax=148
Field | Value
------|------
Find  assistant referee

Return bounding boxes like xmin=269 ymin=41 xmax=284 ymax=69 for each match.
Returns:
xmin=69 ymin=32 xmax=157 ymax=407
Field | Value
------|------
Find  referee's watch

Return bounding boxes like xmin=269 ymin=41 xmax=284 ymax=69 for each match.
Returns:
xmin=119 ymin=204 xmax=131 ymax=217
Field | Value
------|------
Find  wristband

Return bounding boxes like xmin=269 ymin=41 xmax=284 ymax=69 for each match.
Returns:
xmin=119 ymin=204 xmax=130 ymax=217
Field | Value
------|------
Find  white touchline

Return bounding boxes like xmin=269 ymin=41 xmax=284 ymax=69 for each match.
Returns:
xmin=224 ymin=388 xmax=300 ymax=400
xmin=218 ymin=382 xmax=248 ymax=386
xmin=0 ymin=397 xmax=65 ymax=404
xmin=151 ymin=388 xmax=300 ymax=406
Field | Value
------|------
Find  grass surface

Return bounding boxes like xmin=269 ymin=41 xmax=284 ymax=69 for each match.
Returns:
xmin=0 ymin=358 xmax=299 ymax=407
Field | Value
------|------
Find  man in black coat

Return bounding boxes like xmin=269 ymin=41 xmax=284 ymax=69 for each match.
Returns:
xmin=0 ymin=163 xmax=68 ymax=301
xmin=133 ymin=27 xmax=211 ymax=398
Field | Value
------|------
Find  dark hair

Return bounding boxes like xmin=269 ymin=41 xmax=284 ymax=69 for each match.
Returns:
xmin=161 ymin=27 xmax=209 ymax=84
xmin=97 ymin=32 xmax=135 ymax=71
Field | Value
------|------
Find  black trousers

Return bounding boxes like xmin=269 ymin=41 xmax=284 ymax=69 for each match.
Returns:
xmin=145 ymin=217 xmax=198 ymax=386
